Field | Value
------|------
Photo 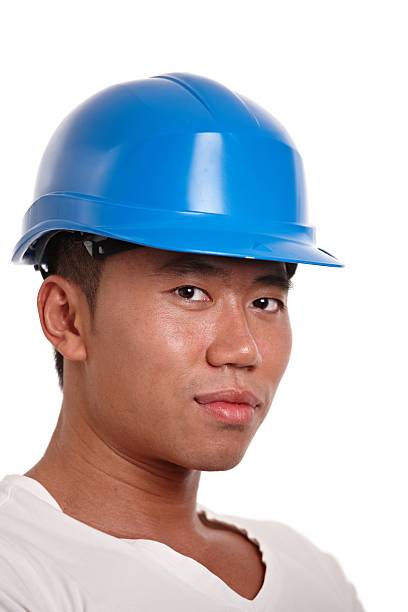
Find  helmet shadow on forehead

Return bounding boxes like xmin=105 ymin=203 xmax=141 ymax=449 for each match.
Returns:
xmin=103 ymin=242 xmax=295 ymax=292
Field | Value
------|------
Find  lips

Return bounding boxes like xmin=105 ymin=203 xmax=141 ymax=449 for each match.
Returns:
xmin=194 ymin=389 xmax=261 ymax=408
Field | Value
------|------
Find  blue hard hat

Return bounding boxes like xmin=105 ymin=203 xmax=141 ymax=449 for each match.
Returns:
xmin=11 ymin=72 xmax=343 ymax=277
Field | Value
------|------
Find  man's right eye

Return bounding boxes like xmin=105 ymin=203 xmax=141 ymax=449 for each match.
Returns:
xmin=173 ymin=285 xmax=210 ymax=302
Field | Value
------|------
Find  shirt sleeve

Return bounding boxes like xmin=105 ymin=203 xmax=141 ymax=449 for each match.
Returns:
xmin=0 ymin=542 xmax=87 ymax=612
xmin=322 ymin=550 xmax=367 ymax=612
xmin=0 ymin=547 xmax=59 ymax=612
xmin=0 ymin=554 xmax=34 ymax=611
xmin=0 ymin=591 xmax=29 ymax=612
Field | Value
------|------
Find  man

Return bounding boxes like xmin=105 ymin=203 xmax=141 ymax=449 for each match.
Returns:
xmin=1 ymin=72 xmax=366 ymax=611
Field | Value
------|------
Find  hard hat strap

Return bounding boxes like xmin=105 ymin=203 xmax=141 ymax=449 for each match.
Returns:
xmin=33 ymin=231 xmax=143 ymax=280
xmin=81 ymin=234 xmax=143 ymax=260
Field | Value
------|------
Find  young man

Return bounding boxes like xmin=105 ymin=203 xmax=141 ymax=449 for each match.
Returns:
xmin=2 ymin=73 xmax=366 ymax=611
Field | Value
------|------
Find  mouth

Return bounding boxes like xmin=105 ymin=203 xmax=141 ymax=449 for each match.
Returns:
xmin=194 ymin=399 xmax=255 ymax=425
xmin=194 ymin=388 xmax=261 ymax=408
xmin=194 ymin=389 xmax=261 ymax=426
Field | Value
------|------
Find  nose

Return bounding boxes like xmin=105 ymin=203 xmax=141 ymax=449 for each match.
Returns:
xmin=205 ymin=303 xmax=262 ymax=369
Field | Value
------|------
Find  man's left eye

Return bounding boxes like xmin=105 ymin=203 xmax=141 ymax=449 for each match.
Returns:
xmin=174 ymin=286 xmax=209 ymax=301
xmin=252 ymin=297 xmax=285 ymax=312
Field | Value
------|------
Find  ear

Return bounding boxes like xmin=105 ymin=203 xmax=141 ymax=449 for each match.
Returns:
xmin=37 ymin=275 xmax=88 ymax=362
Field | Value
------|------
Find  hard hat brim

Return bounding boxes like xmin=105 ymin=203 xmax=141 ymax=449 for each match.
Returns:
xmin=11 ymin=194 xmax=343 ymax=269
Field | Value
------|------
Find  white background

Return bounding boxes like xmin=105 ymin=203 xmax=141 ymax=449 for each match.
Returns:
xmin=1 ymin=2 xmax=407 ymax=610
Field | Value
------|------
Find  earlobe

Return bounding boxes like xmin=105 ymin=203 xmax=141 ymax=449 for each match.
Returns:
xmin=37 ymin=276 xmax=87 ymax=362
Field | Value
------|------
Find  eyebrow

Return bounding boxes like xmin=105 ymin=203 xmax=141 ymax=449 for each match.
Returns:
xmin=154 ymin=256 xmax=293 ymax=291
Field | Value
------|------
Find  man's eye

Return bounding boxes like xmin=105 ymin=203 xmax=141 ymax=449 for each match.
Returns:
xmin=173 ymin=286 xmax=286 ymax=312
xmin=251 ymin=297 xmax=286 ymax=312
xmin=174 ymin=285 xmax=210 ymax=301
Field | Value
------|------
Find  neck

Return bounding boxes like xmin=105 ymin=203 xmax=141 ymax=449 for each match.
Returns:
xmin=24 ymin=404 xmax=208 ymax=545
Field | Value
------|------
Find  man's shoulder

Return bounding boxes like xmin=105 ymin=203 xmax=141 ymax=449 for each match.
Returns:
xmin=201 ymin=505 xmax=358 ymax=598
xmin=200 ymin=503 xmax=331 ymax=560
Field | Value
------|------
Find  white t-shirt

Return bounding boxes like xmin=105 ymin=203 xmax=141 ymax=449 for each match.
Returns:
xmin=0 ymin=474 xmax=365 ymax=611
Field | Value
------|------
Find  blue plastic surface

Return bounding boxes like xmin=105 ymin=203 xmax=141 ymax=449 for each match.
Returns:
xmin=11 ymin=72 xmax=343 ymax=269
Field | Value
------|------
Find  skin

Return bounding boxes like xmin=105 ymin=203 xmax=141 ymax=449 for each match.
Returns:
xmin=25 ymin=246 xmax=292 ymax=560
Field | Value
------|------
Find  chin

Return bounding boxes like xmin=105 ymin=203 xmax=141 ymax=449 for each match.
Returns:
xmin=183 ymin=449 xmax=248 ymax=472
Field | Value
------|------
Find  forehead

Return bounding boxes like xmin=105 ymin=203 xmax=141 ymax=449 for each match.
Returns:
xmin=155 ymin=251 xmax=284 ymax=274
xmin=124 ymin=247 xmax=291 ymax=291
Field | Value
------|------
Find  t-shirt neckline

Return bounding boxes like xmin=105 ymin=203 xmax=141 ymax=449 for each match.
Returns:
xmin=2 ymin=473 xmax=282 ymax=608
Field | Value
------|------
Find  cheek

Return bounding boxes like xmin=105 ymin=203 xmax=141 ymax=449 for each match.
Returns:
xmin=260 ymin=319 xmax=292 ymax=375
xmin=87 ymin=306 xmax=202 ymax=440
xmin=97 ymin=307 xmax=202 ymax=386
xmin=151 ymin=312 xmax=201 ymax=360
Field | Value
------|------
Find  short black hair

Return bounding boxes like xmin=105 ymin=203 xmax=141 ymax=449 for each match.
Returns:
xmin=42 ymin=232 xmax=297 ymax=391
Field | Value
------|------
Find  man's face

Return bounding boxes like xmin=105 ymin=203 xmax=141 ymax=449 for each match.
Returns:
xmin=82 ymin=247 xmax=292 ymax=471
